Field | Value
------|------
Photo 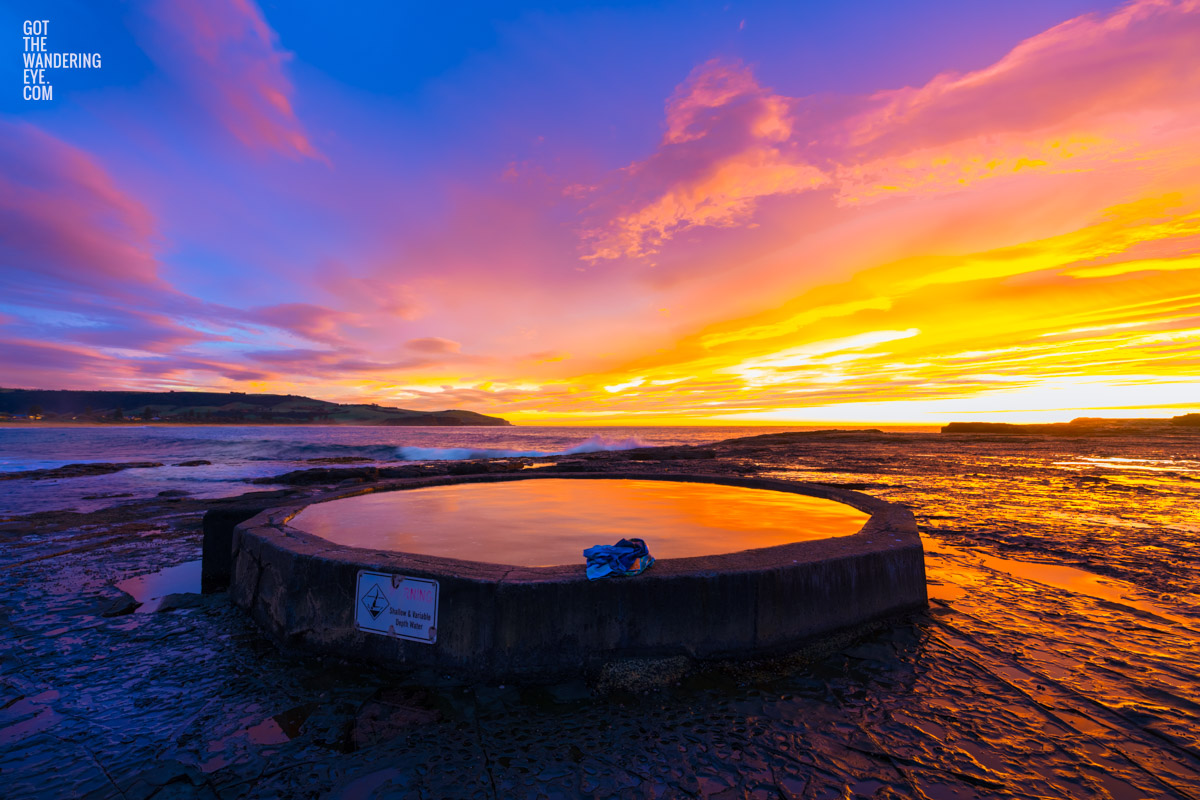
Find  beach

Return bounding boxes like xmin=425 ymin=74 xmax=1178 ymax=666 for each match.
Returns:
xmin=1 ymin=426 xmax=1198 ymax=798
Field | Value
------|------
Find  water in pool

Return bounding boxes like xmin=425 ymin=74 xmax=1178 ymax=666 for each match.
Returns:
xmin=288 ymin=478 xmax=870 ymax=566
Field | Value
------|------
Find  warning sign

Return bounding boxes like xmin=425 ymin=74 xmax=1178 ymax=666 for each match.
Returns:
xmin=354 ymin=570 xmax=439 ymax=644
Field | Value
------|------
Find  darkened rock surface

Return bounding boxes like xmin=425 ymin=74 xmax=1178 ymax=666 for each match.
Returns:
xmin=254 ymin=459 xmax=528 ymax=486
xmin=175 ymin=460 xmax=212 ymax=467
xmin=351 ymin=688 xmax=442 ymax=750
xmin=0 ymin=461 xmax=164 ymax=481
xmin=621 ymin=446 xmax=718 ymax=460
xmin=100 ymin=591 xmax=141 ymax=617
xmin=156 ymin=592 xmax=207 ymax=613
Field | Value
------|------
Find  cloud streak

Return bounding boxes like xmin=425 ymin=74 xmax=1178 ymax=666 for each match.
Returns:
xmin=141 ymin=0 xmax=320 ymax=159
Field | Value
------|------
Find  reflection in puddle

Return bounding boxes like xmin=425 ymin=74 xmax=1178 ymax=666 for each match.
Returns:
xmin=925 ymin=538 xmax=1200 ymax=632
xmin=116 ymin=560 xmax=201 ymax=613
xmin=200 ymin=704 xmax=316 ymax=773
xmin=243 ymin=716 xmax=290 ymax=746
xmin=1053 ymin=456 xmax=1200 ymax=475
xmin=0 ymin=691 xmax=62 ymax=746
xmin=271 ymin=703 xmax=317 ymax=739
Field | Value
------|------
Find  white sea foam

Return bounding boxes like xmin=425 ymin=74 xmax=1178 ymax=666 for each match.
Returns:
xmin=395 ymin=434 xmax=646 ymax=461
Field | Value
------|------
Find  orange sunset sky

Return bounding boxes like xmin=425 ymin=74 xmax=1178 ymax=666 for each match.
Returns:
xmin=3 ymin=0 xmax=1199 ymax=424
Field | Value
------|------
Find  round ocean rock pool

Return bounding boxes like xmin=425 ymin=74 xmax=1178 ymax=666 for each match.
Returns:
xmin=287 ymin=478 xmax=871 ymax=567
xmin=225 ymin=473 xmax=927 ymax=680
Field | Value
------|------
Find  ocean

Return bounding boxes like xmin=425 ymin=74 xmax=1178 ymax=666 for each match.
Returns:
xmin=0 ymin=424 xmax=921 ymax=515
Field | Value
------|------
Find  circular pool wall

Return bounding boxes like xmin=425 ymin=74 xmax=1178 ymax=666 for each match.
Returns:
xmin=228 ymin=473 xmax=927 ymax=679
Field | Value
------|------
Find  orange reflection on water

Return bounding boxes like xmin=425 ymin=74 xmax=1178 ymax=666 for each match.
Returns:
xmin=923 ymin=538 xmax=1200 ymax=632
xmin=290 ymin=479 xmax=869 ymax=567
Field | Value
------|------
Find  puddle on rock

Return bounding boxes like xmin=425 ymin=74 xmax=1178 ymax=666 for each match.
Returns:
xmin=0 ymin=691 xmax=63 ymax=745
xmin=924 ymin=538 xmax=1200 ymax=632
xmin=199 ymin=703 xmax=318 ymax=772
xmin=115 ymin=560 xmax=201 ymax=613
xmin=272 ymin=703 xmax=318 ymax=739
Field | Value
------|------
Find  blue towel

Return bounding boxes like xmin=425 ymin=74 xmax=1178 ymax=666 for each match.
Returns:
xmin=583 ymin=538 xmax=655 ymax=580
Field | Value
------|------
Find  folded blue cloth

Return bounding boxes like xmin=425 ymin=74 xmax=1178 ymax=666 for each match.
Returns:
xmin=583 ymin=538 xmax=655 ymax=580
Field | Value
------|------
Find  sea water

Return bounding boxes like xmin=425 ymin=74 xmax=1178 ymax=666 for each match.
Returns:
xmin=0 ymin=424 xmax=876 ymax=515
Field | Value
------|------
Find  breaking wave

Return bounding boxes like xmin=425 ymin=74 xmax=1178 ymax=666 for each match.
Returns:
xmin=0 ymin=429 xmax=653 ymax=475
xmin=395 ymin=435 xmax=646 ymax=461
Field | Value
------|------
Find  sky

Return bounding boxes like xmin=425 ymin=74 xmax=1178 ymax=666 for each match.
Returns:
xmin=2 ymin=0 xmax=1199 ymax=424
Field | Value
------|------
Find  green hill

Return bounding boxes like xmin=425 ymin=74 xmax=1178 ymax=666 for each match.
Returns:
xmin=0 ymin=389 xmax=511 ymax=426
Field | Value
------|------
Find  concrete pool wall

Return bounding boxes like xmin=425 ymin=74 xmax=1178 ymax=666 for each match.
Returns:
xmin=225 ymin=473 xmax=927 ymax=680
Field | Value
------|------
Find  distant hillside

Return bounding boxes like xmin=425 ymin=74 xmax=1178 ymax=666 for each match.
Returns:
xmin=942 ymin=414 xmax=1199 ymax=436
xmin=0 ymin=389 xmax=511 ymax=426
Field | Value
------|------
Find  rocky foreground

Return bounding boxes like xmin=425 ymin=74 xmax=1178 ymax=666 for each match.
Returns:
xmin=2 ymin=430 xmax=1199 ymax=798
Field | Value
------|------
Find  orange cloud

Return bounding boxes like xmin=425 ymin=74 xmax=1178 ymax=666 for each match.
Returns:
xmin=581 ymin=60 xmax=828 ymax=261
xmin=580 ymin=0 xmax=1200 ymax=262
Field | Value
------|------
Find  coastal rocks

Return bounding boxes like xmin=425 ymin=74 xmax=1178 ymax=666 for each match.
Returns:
xmin=0 ymin=461 xmax=164 ymax=481
xmin=596 ymin=655 xmax=692 ymax=693
xmin=99 ymin=590 xmax=141 ymax=617
xmin=446 ymin=459 xmax=524 ymax=475
xmin=539 ymin=459 xmax=592 ymax=472
xmin=622 ymin=446 xmax=717 ymax=460
xmin=157 ymin=489 xmax=192 ymax=498
xmin=259 ymin=465 xmax=389 ymax=485
xmin=156 ymin=592 xmax=207 ymax=613
xmin=351 ymin=688 xmax=441 ymax=750
xmin=255 ymin=460 xmax=526 ymax=486
xmin=174 ymin=460 xmax=212 ymax=467
xmin=715 ymin=430 xmax=889 ymax=448
xmin=117 ymin=760 xmax=209 ymax=800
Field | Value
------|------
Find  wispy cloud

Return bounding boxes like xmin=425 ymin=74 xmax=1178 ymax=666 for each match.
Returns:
xmin=141 ymin=0 xmax=320 ymax=159
xmin=0 ymin=122 xmax=160 ymax=292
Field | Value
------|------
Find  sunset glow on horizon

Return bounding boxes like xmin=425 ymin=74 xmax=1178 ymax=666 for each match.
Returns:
xmin=4 ymin=0 xmax=1199 ymax=424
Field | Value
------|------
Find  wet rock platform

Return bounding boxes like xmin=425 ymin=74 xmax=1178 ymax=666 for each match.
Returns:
xmin=2 ymin=432 xmax=1200 ymax=798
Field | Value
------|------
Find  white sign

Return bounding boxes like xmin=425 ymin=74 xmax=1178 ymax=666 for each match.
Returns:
xmin=355 ymin=570 xmax=439 ymax=644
